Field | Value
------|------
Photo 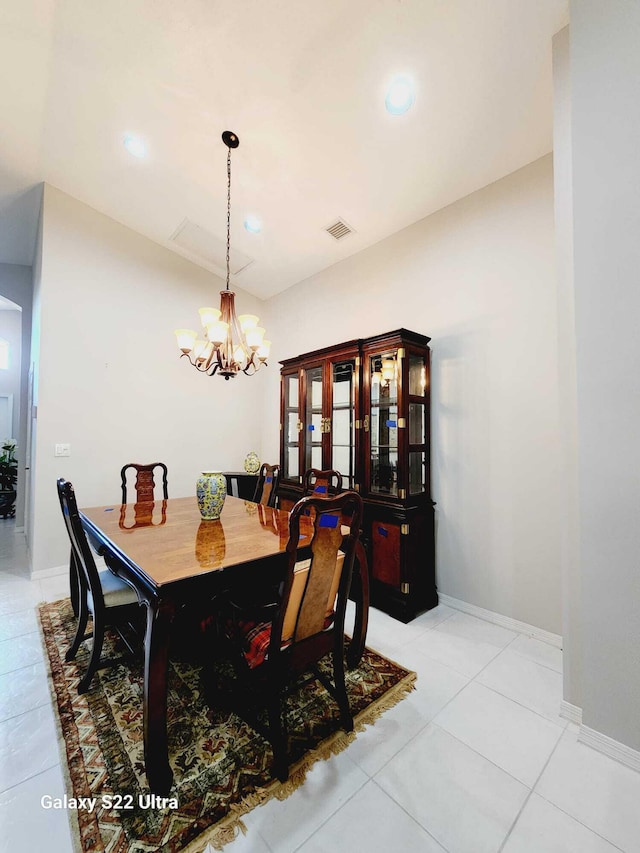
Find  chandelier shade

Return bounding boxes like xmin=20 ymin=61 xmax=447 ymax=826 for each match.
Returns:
xmin=174 ymin=131 xmax=270 ymax=380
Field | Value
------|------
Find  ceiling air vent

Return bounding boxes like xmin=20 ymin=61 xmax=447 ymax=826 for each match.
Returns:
xmin=325 ymin=218 xmax=355 ymax=241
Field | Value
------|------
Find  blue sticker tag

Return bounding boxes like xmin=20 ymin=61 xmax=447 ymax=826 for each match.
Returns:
xmin=377 ymin=525 xmax=388 ymax=537
xmin=315 ymin=485 xmax=327 ymax=494
xmin=386 ymin=420 xmax=397 ymax=428
xmin=266 ymin=476 xmax=272 ymax=483
xmin=105 ymin=508 xmax=114 ymax=512
xmin=308 ymin=424 xmax=315 ymax=430
xmin=319 ymin=514 xmax=339 ymax=528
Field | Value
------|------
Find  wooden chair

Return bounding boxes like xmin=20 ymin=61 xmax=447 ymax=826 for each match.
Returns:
xmin=218 ymin=490 xmax=363 ymax=781
xmin=120 ymin=462 xmax=168 ymax=504
xmin=252 ymin=463 xmax=280 ymax=507
xmin=302 ymin=467 xmax=343 ymax=497
xmin=302 ymin=468 xmax=370 ymax=669
xmin=57 ymin=479 xmax=142 ymax=694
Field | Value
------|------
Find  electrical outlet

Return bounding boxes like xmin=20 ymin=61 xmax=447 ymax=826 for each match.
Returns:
xmin=55 ymin=443 xmax=71 ymax=457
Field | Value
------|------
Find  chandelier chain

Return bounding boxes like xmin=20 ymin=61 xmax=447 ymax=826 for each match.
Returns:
xmin=226 ymin=147 xmax=231 ymax=291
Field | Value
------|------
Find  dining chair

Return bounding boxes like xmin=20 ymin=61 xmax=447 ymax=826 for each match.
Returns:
xmin=217 ymin=489 xmax=363 ymax=781
xmin=301 ymin=467 xmax=370 ymax=668
xmin=252 ymin=463 xmax=280 ymax=507
xmin=120 ymin=462 xmax=168 ymax=504
xmin=301 ymin=467 xmax=343 ymax=497
xmin=57 ymin=478 xmax=142 ymax=694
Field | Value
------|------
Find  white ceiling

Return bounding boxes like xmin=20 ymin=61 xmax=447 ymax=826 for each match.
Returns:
xmin=0 ymin=0 xmax=568 ymax=299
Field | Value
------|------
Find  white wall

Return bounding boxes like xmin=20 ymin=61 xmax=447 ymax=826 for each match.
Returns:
xmin=0 ymin=262 xmax=33 ymax=529
xmin=263 ymin=155 xmax=562 ymax=635
xmin=31 ymin=184 xmax=267 ymax=573
xmin=553 ymin=27 xmax=582 ymax=713
xmin=0 ymin=309 xmax=21 ymax=437
xmin=570 ymin=0 xmax=640 ymax=751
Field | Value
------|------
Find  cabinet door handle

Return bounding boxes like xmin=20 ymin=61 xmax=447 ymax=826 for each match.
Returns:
xmin=363 ymin=415 xmax=369 ymax=432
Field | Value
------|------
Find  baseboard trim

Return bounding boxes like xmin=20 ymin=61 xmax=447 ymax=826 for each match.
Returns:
xmin=438 ymin=593 xmax=563 ymax=648
xmin=579 ymin=725 xmax=640 ymax=773
xmin=560 ymin=700 xmax=582 ymax=725
xmin=32 ymin=564 xmax=68 ymax=581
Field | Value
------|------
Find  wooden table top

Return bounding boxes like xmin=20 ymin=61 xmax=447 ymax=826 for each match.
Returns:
xmin=81 ymin=495 xmax=305 ymax=588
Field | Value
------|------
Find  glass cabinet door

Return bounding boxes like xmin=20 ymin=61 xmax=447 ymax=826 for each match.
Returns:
xmin=283 ymin=372 xmax=300 ymax=482
xmin=408 ymin=351 xmax=428 ymax=496
xmin=369 ymin=352 xmax=399 ymax=497
xmin=304 ymin=365 xmax=323 ymax=472
xmin=331 ymin=360 xmax=356 ymax=487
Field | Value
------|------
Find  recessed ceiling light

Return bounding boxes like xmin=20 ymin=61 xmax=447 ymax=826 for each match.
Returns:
xmin=123 ymin=134 xmax=147 ymax=158
xmin=244 ymin=216 xmax=262 ymax=234
xmin=385 ymin=76 xmax=415 ymax=115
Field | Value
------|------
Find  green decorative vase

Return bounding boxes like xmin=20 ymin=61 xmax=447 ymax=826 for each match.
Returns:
xmin=196 ymin=471 xmax=227 ymax=520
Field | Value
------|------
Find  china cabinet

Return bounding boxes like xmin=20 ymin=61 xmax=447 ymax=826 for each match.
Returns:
xmin=279 ymin=329 xmax=436 ymax=622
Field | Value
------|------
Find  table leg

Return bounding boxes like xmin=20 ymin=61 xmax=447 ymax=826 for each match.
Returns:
xmin=347 ymin=539 xmax=369 ymax=669
xmin=143 ymin=596 xmax=176 ymax=794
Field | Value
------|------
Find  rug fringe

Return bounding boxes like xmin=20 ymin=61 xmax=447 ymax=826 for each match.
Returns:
xmin=182 ymin=669 xmax=417 ymax=853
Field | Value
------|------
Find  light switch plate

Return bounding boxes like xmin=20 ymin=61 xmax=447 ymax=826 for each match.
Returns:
xmin=55 ymin=443 xmax=71 ymax=457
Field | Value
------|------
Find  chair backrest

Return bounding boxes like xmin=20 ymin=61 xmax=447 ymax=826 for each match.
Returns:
xmin=302 ymin=468 xmax=343 ymax=497
xmin=120 ymin=463 xmax=168 ymax=504
xmin=271 ymin=491 xmax=362 ymax=655
xmin=252 ymin=463 xmax=280 ymax=507
xmin=57 ymin=478 xmax=106 ymax=613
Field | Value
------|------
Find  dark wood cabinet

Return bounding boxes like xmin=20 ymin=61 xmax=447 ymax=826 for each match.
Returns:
xmin=279 ymin=329 xmax=436 ymax=622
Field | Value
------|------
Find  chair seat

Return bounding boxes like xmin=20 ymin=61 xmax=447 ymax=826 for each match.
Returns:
xmin=231 ymin=612 xmax=335 ymax=670
xmin=88 ymin=569 xmax=138 ymax=612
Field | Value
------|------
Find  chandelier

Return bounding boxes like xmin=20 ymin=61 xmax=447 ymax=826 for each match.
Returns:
xmin=174 ymin=131 xmax=270 ymax=380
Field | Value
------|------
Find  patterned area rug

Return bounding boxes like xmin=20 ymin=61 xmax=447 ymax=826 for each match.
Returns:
xmin=38 ymin=599 xmax=416 ymax=853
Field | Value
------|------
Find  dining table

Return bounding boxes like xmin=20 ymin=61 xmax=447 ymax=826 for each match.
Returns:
xmin=80 ymin=494 xmax=368 ymax=794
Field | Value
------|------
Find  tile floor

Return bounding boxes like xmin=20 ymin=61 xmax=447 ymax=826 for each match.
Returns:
xmin=1 ymin=524 xmax=639 ymax=853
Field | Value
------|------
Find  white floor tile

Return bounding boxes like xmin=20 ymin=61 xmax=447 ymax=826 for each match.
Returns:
xmin=0 ymin=632 xmax=45 ymax=676
xmin=413 ymin=626 xmax=504 ymax=678
xmin=0 ymin=588 xmax=42 ymax=617
xmin=39 ymin=574 xmax=71 ymax=603
xmin=476 ymin=648 xmax=564 ymax=724
xmin=0 ymin=663 xmax=52 ymax=723
xmin=503 ymin=793 xmax=622 ymax=853
xmin=536 ymin=728 xmax=640 ymax=852
xmin=508 ymin=634 xmax=563 ymax=673
xmin=0 ymin=765 xmax=74 ymax=853
xmin=347 ymin=656 xmax=468 ymax=776
xmin=376 ymin=724 xmax=529 ymax=853
xmin=0 ymin=574 xmax=33 ymax=592
xmin=432 ymin=610 xmax=517 ymax=648
xmin=297 ymin=779 xmax=446 ymax=853
xmin=363 ymin=609 xmax=416 ymax=658
xmin=244 ymin=750 xmax=369 ymax=853
xmin=0 ymin=607 xmax=39 ymax=642
xmin=434 ymin=681 xmax=564 ymax=786
xmin=0 ymin=704 xmax=60 ymax=792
